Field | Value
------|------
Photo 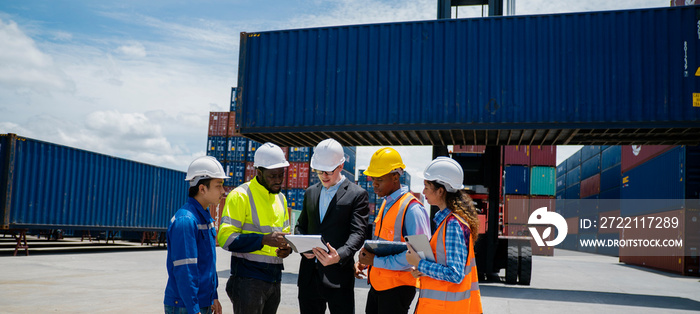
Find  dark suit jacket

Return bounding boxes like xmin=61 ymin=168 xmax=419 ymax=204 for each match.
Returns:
xmin=295 ymin=179 xmax=369 ymax=290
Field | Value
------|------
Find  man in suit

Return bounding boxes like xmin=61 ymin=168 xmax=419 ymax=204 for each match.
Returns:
xmin=295 ymin=138 xmax=369 ymax=314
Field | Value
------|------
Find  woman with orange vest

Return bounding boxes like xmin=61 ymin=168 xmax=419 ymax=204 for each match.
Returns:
xmin=353 ymin=147 xmax=431 ymax=314
xmin=406 ymin=157 xmax=483 ymax=314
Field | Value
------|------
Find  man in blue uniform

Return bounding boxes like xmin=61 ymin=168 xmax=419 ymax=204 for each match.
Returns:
xmin=164 ymin=156 xmax=229 ymax=314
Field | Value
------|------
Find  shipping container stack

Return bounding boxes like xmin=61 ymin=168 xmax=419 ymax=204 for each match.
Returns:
xmin=556 ymin=145 xmax=700 ymax=276
xmin=207 ymin=115 xmax=358 ymax=229
xmin=618 ymin=145 xmax=700 ymax=276
xmin=502 ymin=146 xmax=557 ymax=256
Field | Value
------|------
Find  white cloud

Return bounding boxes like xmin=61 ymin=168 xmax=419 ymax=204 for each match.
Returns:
xmin=0 ymin=18 xmax=74 ymax=93
xmin=116 ymin=42 xmax=146 ymax=58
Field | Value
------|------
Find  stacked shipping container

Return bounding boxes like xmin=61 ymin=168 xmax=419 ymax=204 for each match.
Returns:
xmin=557 ymin=145 xmax=700 ymax=276
xmin=208 ymin=95 xmax=357 ymax=229
xmin=502 ymin=146 xmax=557 ymax=256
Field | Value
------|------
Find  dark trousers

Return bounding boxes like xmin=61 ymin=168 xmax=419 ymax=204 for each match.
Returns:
xmin=226 ymin=276 xmax=280 ymax=314
xmin=298 ymin=273 xmax=355 ymax=314
xmin=365 ymin=285 xmax=417 ymax=314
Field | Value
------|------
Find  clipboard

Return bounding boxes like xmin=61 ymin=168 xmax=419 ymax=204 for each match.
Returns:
xmin=284 ymin=235 xmax=326 ymax=253
xmin=404 ymin=234 xmax=435 ymax=262
xmin=363 ymin=240 xmax=408 ymax=257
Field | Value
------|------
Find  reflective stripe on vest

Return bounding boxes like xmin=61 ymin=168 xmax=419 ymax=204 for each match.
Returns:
xmin=224 ymin=182 xmax=287 ymax=265
xmin=416 ymin=213 xmax=482 ymax=314
xmin=368 ymin=192 xmax=420 ymax=291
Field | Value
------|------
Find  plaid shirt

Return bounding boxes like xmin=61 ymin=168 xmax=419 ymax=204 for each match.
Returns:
xmin=417 ymin=208 xmax=470 ymax=284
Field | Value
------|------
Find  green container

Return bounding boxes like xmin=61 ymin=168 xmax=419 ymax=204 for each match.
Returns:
xmin=530 ymin=166 xmax=556 ymax=196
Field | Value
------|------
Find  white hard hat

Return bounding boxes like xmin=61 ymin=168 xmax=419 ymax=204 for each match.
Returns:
xmin=310 ymin=139 xmax=346 ymax=172
xmin=254 ymin=143 xmax=289 ymax=169
xmin=185 ymin=156 xmax=229 ymax=187
xmin=423 ymin=157 xmax=464 ymax=193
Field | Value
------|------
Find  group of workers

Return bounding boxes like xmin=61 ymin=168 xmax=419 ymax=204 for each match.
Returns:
xmin=163 ymin=138 xmax=483 ymax=314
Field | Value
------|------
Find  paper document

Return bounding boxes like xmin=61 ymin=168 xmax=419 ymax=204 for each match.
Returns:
xmin=404 ymin=234 xmax=435 ymax=262
xmin=363 ymin=240 xmax=407 ymax=257
xmin=284 ymin=235 xmax=325 ymax=253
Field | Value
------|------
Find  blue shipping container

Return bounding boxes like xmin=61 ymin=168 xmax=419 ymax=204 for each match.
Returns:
xmin=565 ymin=183 xmax=581 ymax=199
xmin=343 ymin=146 xmax=356 ymax=175
xmin=600 ymin=163 xmax=622 ymax=191
xmin=556 ymin=175 xmax=566 ymax=192
xmin=227 ymin=136 xmax=248 ymax=162
xmin=620 ymin=146 xmax=700 ymax=216
xmin=565 ymin=166 xmax=581 ymax=187
xmin=581 ymin=154 xmax=601 ymax=180
xmin=231 ymin=87 xmax=238 ymax=112
xmin=504 ymin=166 xmax=529 ymax=195
xmin=601 ymin=146 xmax=622 ymax=170
xmin=599 ymin=187 xmax=621 ymax=213
xmin=556 ymin=162 xmax=567 ymax=178
xmin=289 ymin=147 xmax=311 ymax=162
xmin=207 ymin=136 xmax=227 ymax=162
xmin=566 ymin=151 xmax=582 ymax=171
xmin=581 ymin=146 xmax=602 ymax=162
xmin=246 ymin=140 xmax=262 ymax=162
xmin=224 ymin=161 xmax=246 ymax=187
xmin=236 ymin=7 xmax=700 ymax=141
xmin=0 ymin=134 xmax=187 ymax=231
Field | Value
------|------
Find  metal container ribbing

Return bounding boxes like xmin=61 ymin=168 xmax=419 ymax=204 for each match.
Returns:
xmin=236 ymin=7 xmax=700 ymax=141
xmin=1 ymin=134 xmax=187 ymax=231
xmin=601 ymin=145 xmax=622 ymax=170
xmin=530 ymin=166 xmax=556 ymax=196
xmin=581 ymin=146 xmax=602 ymax=162
xmin=581 ymin=153 xmax=601 ymax=180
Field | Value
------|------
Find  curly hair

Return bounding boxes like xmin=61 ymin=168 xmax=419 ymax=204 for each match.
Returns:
xmin=427 ymin=181 xmax=479 ymax=242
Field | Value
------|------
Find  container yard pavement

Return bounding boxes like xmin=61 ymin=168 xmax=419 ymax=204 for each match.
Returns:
xmin=1 ymin=245 xmax=699 ymax=313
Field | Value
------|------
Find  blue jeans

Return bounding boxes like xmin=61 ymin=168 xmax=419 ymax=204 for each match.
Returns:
xmin=226 ymin=276 xmax=281 ymax=314
xmin=164 ymin=304 xmax=212 ymax=314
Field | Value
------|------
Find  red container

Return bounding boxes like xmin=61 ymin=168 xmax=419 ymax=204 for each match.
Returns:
xmin=244 ymin=161 xmax=256 ymax=182
xmin=280 ymin=147 xmax=289 ymax=159
xmin=213 ymin=186 xmax=235 ymax=232
xmin=597 ymin=210 xmax=620 ymax=234
xmin=286 ymin=162 xmax=310 ymax=189
xmin=529 ymin=196 xmax=556 ymax=215
xmin=580 ymin=174 xmax=601 ymax=198
xmin=530 ymin=146 xmax=556 ymax=166
xmin=227 ymin=112 xmax=240 ymax=136
xmin=566 ymin=217 xmax=579 ymax=235
xmin=208 ymin=112 xmax=230 ymax=136
xmin=503 ymin=146 xmax=530 ymax=166
xmin=478 ymin=214 xmax=487 ymax=234
xmin=453 ymin=145 xmax=486 ymax=154
xmin=298 ymin=162 xmax=310 ymax=188
xmin=619 ymin=209 xmax=700 ymax=276
xmin=621 ymin=145 xmax=674 ymax=173
xmin=504 ymin=195 xmax=529 ymax=224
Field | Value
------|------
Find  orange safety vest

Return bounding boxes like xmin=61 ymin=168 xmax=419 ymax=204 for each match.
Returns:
xmin=368 ymin=192 xmax=420 ymax=291
xmin=416 ymin=213 xmax=483 ymax=314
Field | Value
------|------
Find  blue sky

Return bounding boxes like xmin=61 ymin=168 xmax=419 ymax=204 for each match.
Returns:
xmin=0 ymin=0 xmax=669 ymax=191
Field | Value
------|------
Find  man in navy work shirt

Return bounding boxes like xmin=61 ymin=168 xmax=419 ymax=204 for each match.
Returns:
xmin=164 ymin=156 xmax=229 ymax=314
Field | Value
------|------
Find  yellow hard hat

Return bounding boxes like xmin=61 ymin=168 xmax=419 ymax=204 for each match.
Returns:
xmin=363 ymin=147 xmax=405 ymax=177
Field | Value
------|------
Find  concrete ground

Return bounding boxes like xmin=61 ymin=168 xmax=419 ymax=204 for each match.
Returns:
xmin=1 ymin=236 xmax=699 ymax=313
